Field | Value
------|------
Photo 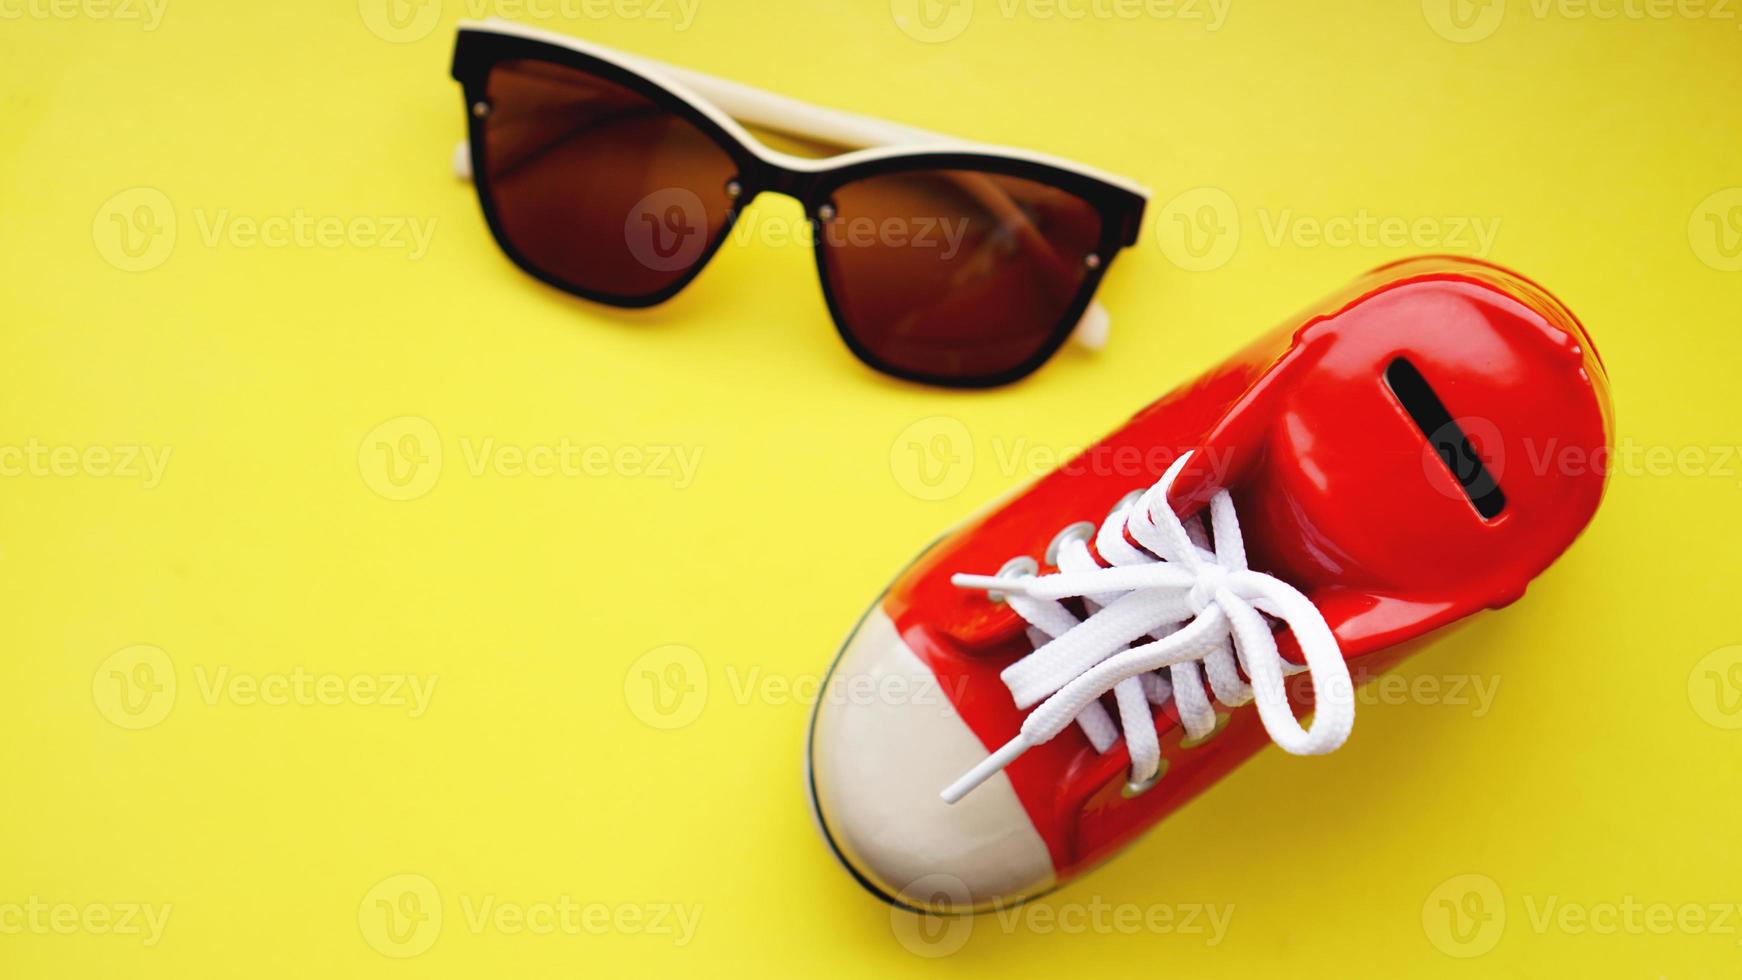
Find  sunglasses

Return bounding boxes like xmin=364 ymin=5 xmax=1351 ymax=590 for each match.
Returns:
xmin=450 ymin=21 xmax=1150 ymax=388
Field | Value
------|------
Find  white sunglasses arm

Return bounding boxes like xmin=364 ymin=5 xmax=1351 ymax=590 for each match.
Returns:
xmin=447 ymin=59 xmax=939 ymax=175
xmin=449 ymin=58 xmax=1111 ymax=351
xmin=646 ymin=61 xmax=953 ymax=150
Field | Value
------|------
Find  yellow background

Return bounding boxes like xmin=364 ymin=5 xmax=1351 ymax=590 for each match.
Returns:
xmin=3 ymin=0 xmax=1741 ymax=975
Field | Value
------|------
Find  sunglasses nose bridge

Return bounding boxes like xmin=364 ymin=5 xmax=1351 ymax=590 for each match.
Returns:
xmin=736 ymin=160 xmax=826 ymax=211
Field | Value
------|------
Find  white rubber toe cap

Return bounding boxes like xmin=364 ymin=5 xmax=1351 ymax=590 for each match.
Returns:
xmin=809 ymin=606 xmax=1056 ymax=913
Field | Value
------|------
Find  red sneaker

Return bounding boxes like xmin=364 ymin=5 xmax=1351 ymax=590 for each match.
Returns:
xmin=807 ymin=256 xmax=1613 ymax=913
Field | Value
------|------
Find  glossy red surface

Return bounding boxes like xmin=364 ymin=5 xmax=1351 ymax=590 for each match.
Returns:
xmin=879 ymin=256 xmax=1612 ymax=881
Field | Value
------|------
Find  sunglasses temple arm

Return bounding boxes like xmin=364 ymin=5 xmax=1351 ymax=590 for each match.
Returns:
xmin=1072 ymin=301 xmax=1111 ymax=351
xmin=447 ymin=63 xmax=940 ymax=178
xmin=650 ymin=62 xmax=952 ymax=151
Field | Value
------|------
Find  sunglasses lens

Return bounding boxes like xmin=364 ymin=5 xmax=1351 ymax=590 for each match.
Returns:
xmin=818 ymin=170 xmax=1104 ymax=382
xmin=480 ymin=59 xmax=739 ymax=301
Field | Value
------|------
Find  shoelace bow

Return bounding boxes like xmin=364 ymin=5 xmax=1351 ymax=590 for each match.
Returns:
xmin=942 ymin=452 xmax=1354 ymax=804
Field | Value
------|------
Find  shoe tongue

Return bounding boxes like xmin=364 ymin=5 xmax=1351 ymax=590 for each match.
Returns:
xmin=935 ymin=365 xmax=1459 ymax=663
xmin=1157 ymin=370 xmax=1501 ymax=663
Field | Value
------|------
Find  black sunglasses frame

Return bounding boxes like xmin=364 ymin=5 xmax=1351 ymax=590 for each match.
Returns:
xmin=452 ymin=27 xmax=1148 ymax=388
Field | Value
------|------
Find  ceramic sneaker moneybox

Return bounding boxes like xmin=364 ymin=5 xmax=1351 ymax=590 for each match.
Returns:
xmin=806 ymin=256 xmax=1612 ymax=913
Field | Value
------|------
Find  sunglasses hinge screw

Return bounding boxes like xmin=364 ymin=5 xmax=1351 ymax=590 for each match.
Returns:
xmin=816 ymin=203 xmax=837 ymax=222
xmin=725 ymin=179 xmax=743 ymax=200
xmin=1084 ymin=252 xmax=1102 ymax=270
xmin=471 ymin=100 xmax=492 ymax=119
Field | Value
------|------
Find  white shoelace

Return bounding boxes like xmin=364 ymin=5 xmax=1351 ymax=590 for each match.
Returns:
xmin=941 ymin=452 xmax=1354 ymax=805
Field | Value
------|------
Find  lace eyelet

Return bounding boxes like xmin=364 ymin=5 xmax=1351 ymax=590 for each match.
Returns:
xmin=1044 ymin=521 xmax=1097 ymax=566
xmin=1178 ymin=711 xmax=1232 ymax=749
xmin=987 ymin=555 xmax=1039 ymax=604
xmin=1121 ymin=759 xmax=1169 ymax=798
xmin=1108 ymin=489 xmax=1144 ymax=520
